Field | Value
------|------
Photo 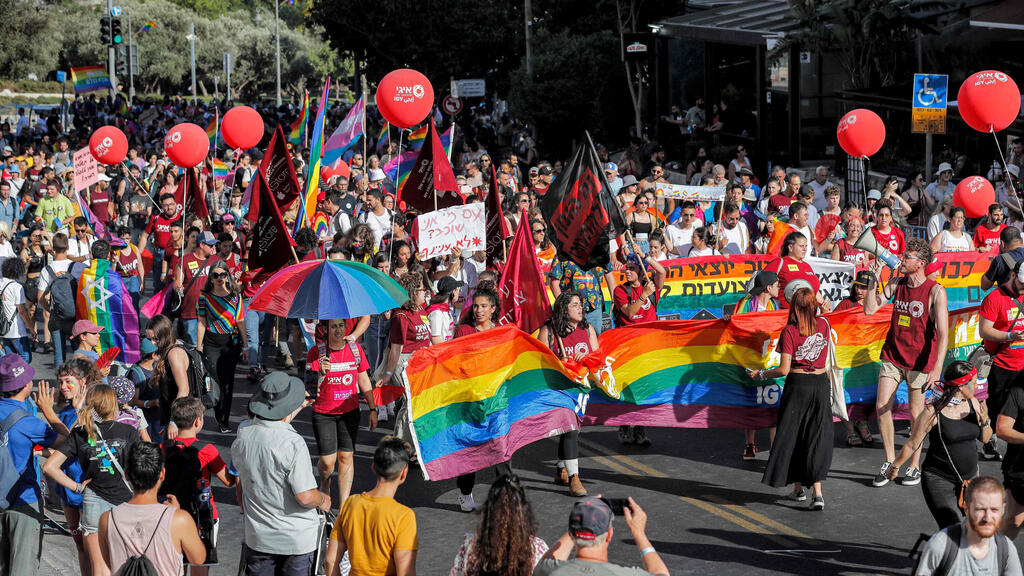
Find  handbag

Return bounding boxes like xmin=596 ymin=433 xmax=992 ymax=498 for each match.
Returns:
xmin=823 ymin=318 xmax=849 ymax=421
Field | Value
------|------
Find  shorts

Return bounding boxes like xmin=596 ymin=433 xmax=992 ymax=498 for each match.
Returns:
xmin=1006 ymin=478 xmax=1024 ymax=507
xmin=80 ymin=488 xmax=117 ymax=535
xmin=879 ymin=360 xmax=929 ymax=392
xmin=312 ymin=410 xmax=361 ymax=455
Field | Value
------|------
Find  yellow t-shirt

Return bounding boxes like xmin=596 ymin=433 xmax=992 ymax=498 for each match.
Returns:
xmin=331 ymin=493 xmax=418 ymax=576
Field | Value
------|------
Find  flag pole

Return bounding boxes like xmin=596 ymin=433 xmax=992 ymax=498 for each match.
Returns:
xmin=362 ymin=92 xmax=367 ymax=167
xmin=304 ymin=91 xmax=309 ymax=151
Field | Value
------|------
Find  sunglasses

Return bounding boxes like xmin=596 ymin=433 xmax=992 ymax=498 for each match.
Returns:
xmin=532 ymin=228 xmax=545 ymax=234
xmin=211 ymin=272 xmax=228 ymax=279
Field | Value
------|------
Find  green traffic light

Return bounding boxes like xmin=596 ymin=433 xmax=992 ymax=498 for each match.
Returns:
xmin=113 ymin=35 xmax=122 ymax=44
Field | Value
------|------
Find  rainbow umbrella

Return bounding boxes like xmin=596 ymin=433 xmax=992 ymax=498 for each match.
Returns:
xmin=248 ymin=259 xmax=408 ymax=319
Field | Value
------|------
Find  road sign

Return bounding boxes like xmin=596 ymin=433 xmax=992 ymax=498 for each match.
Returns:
xmin=442 ymin=94 xmax=462 ymax=115
xmin=56 ymin=71 xmax=66 ymax=83
xmin=111 ymin=6 xmax=121 ymax=16
xmin=912 ymin=73 xmax=948 ymax=134
xmin=451 ymin=78 xmax=485 ymax=98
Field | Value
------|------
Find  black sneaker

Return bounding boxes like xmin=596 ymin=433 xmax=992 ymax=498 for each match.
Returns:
xmin=218 ymin=423 xmax=232 ymax=434
xmin=809 ymin=496 xmax=824 ymax=511
xmin=983 ymin=439 xmax=1003 ymax=461
xmin=902 ymin=467 xmax=922 ymax=486
xmin=872 ymin=461 xmax=894 ymax=487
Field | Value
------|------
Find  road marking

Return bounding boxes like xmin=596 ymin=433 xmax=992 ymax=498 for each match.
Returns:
xmin=585 ymin=452 xmax=641 ymax=476
xmin=680 ymin=496 xmax=795 ymax=548
xmin=704 ymin=494 xmax=812 ymax=540
xmin=578 ymin=436 xmax=668 ymax=478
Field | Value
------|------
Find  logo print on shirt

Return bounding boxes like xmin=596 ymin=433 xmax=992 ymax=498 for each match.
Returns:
xmin=794 ymin=332 xmax=826 ymax=363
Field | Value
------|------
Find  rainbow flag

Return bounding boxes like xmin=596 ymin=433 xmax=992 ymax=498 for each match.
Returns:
xmin=375 ymin=122 xmax=390 ymax=152
xmin=205 ymin=110 xmax=219 ymax=150
xmin=296 ymin=78 xmax=330 ymax=231
xmin=70 ymin=66 xmax=112 ymax=94
xmin=440 ymin=124 xmax=454 ymax=157
xmin=76 ymin=258 xmax=141 ymax=364
xmin=289 ymin=90 xmax=309 ymax=148
xmin=138 ymin=20 xmax=156 ymax=33
xmin=766 ymin=217 xmax=795 ymax=255
xmin=312 ymin=211 xmax=329 ymax=239
xmin=405 ymin=324 xmax=589 ymax=481
xmin=583 ymin=306 xmax=983 ymax=429
xmin=407 ymin=124 xmax=428 ymax=150
xmin=71 ymin=191 xmax=110 ymax=242
xmin=212 ymin=158 xmax=228 ymax=180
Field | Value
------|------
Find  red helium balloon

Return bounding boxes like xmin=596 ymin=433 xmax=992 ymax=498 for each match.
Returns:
xmin=164 ymin=123 xmax=210 ymax=168
xmin=836 ymin=109 xmax=885 ymax=158
xmin=89 ymin=126 xmax=128 ymax=165
xmin=375 ymin=69 xmax=434 ymax=128
xmin=221 ymin=106 xmax=264 ymax=150
xmin=957 ymin=70 xmax=1021 ymax=133
xmin=953 ymin=176 xmax=995 ymax=218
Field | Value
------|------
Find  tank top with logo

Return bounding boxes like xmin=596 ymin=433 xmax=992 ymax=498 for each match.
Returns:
xmin=881 ymin=277 xmax=939 ymax=372
xmin=551 ymin=325 xmax=593 ymax=360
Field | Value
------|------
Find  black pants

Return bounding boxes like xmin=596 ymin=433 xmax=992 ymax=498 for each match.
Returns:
xmin=456 ymin=461 xmax=514 ymax=496
xmin=922 ymin=469 xmax=963 ymax=529
xmin=558 ymin=430 xmax=579 ymax=460
xmin=987 ymin=364 xmax=1024 ymax=425
xmin=206 ymin=332 xmax=240 ymax=426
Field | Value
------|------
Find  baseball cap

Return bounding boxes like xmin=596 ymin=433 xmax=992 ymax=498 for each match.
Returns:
xmin=852 ymin=270 xmax=876 ymax=287
xmin=1009 ymin=164 xmax=1021 ymax=178
xmin=748 ymin=270 xmax=779 ymax=296
xmin=604 ymin=162 xmax=618 ymax=173
xmin=437 ymin=276 xmax=465 ymax=295
xmin=538 ymin=165 xmax=553 ymax=176
xmin=568 ymin=498 xmax=613 ymax=541
xmin=866 ymin=189 xmax=882 ymax=201
xmin=8 ymin=165 xmax=20 ymax=174
xmin=97 ymin=173 xmax=112 ymax=182
xmin=2 ymin=146 xmax=12 ymax=154
xmin=220 ymin=212 xmax=236 ymax=223
xmin=937 ymin=162 xmax=953 ymax=174
xmin=529 ymin=167 xmax=539 ymax=177
xmin=739 ymin=166 xmax=754 ymax=177
xmin=0 ymin=356 xmax=34 ymax=392
xmin=783 ymin=278 xmax=814 ymax=304
xmin=141 ymin=338 xmax=158 ymax=355
xmin=925 ymin=258 xmax=943 ymax=277
xmin=199 ymin=231 xmax=218 ymax=245
xmin=71 ymin=319 xmax=103 ymax=338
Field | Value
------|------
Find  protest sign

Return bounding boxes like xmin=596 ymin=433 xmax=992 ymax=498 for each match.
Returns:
xmin=73 ymin=147 xmax=99 ymax=192
xmin=654 ymin=183 xmax=726 ymax=202
xmin=877 ymin=250 xmax=992 ymax=311
xmin=416 ymin=202 xmax=486 ymax=258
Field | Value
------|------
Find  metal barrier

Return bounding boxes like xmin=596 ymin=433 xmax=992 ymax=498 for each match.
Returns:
xmin=904 ymin=225 xmax=927 ymax=240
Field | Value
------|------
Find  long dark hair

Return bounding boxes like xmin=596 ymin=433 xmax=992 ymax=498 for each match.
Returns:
xmin=933 ymin=360 xmax=975 ymax=412
xmin=460 ymin=287 xmax=500 ymax=326
xmin=464 ymin=474 xmax=538 ymax=576
xmin=146 ymin=314 xmax=176 ymax=385
xmin=551 ymin=290 xmax=589 ymax=338
xmin=201 ymin=260 xmax=239 ymax=296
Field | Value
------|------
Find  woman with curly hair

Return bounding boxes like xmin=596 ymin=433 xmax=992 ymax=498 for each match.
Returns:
xmin=538 ymin=291 xmax=599 ymax=497
xmin=449 ymin=474 xmax=548 ymax=576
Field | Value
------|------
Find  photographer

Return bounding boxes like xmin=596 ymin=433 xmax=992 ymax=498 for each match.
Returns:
xmin=536 ymin=497 xmax=669 ymax=576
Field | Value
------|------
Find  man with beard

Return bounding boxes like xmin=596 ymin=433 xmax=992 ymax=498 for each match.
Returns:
xmin=975 ymin=204 xmax=1008 ymax=254
xmin=915 ymin=477 xmax=1020 ymax=575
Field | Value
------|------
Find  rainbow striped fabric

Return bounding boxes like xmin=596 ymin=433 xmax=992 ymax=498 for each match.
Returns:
xmin=296 ymin=78 xmax=330 ymax=230
xmin=138 ymin=20 xmax=156 ymax=33
xmin=75 ymin=259 xmax=141 ymax=363
xmin=375 ymin=122 xmax=390 ymax=152
xmin=290 ymin=91 xmax=309 ymax=148
xmin=205 ymin=111 xmax=220 ymax=149
xmin=70 ymin=66 xmax=112 ymax=94
xmin=407 ymin=124 xmax=428 ymax=150
xmin=197 ymin=292 xmax=243 ymax=335
xmin=878 ymin=251 xmax=992 ymax=312
xmin=405 ymin=324 xmax=589 ymax=481
xmin=312 ymin=211 xmax=329 ymax=239
xmin=212 ymin=158 xmax=228 ymax=180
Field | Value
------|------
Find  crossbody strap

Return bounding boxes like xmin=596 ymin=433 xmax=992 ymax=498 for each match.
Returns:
xmin=111 ymin=507 xmax=170 ymax=557
xmin=94 ymin=424 xmax=134 ymax=493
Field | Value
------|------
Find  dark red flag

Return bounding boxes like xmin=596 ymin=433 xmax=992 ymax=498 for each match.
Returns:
xmin=396 ymin=119 xmax=461 ymax=213
xmin=244 ymin=170 xmax=296 ymax=280
xmin=498 ymin=210 xmax=551 ymax=334
xmin=539 ymin=136 xmax=627 ymax=269
xmin=245 ymin=125 xmax=302 ymax=222
xmin=173 ymin=167 xmax=209 ymax=220
xmin=485 ymin=166 xmax=510 ymax=268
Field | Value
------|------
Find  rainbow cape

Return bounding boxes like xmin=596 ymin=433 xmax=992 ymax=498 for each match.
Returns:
xmin=75 ymin=259 xmax=141 ymax=363
xmin=289 ymin=91 xmax=309 ymax=148
xmin=405 ymin=324 xmax=589 ymax=481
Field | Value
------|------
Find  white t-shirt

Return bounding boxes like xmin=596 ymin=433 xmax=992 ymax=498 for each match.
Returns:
xmin=719 ymin=223 xmax=749 ymax=255
xmin=804 ymin=204 xmax=820 ymax=230
xmin=427 ymin=307 xmax=455 ymax=342
xmin=38 ymin=258 xmax=74 ymax=298
xmin=361 ymin=210 xmax=392 ymax=247
xmin=938 ymin=230 xmax=972 ymax=252
xmin=0 ymin=277 xmax=28 ymax=338
xmin=0 ymin=240 xmax=15 ymax=269
xmin=665 ymin=222 xmax=698 ymax=256
xmin=688 ymin=246 xmax=718 ymax=257
xmin=67 ymin=234 xmax=96 ymax=264
xmin=807 ymin=180 xmax=833 ymax=212
xmin=928 ymin=213 xmax=948 ymax=241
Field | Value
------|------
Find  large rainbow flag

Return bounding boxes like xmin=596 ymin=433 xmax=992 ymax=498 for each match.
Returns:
xmin=405 ymin=324 xmax=589 ymax=481
xmin=289 ymin=90 xmax=309 ymax=148
xmin=296 ymin=78 xmax=330 ymax=231
xmin=76 ymin=259 xmax=141 ymax=363
xmin=70 ymin=66 xmax=112 ymax=94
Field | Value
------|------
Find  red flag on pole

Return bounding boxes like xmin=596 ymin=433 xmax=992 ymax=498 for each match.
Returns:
xmin=498 ymin=209 xmax=551 ymax=334
xmin=244 ymin=170 xmax=297 ymax=281
xmin=397 ymin=119 xmax=460 ymax=213
xmin=173 ymin=167 xmax=209 ymax=220
xmin=485 ymin=165 xmax=510 ymax=268
xmin=247 ymin=125 xmax=302 ymax=218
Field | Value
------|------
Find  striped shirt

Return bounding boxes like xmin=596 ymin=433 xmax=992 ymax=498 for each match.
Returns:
xmin=197 ymin=292 xmax=243 ymax=335
xmin=733 ymin=295 xmax=779 ymax=315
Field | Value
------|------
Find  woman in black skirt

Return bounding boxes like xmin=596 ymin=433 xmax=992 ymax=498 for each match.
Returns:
xmin=748 ymin=282 xmax=833 ymax=510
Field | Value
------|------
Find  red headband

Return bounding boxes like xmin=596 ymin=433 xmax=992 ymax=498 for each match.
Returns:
xmin=945 ymin=366 xmax=978 ymax=388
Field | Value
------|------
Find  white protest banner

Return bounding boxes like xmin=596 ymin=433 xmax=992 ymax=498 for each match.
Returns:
xmin=417 ymin=202 xmax=486 ymax=259
xmin=805 ymin=256 xmax=856 ymax=305
xmin=73 ymin=147 xmax=99 ymax=192
xmin=654 ymin=183 xmax=726 ymax=202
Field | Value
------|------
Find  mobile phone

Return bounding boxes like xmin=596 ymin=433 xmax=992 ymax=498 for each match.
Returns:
xmin=599 ymin=497 xmax=629 ymax=516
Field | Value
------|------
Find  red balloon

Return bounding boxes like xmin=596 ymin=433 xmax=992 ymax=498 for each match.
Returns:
xmin=164 ymin=123 xmax=210 ymax=168
xmin=836 ymin=109 xmax=885 ymax=158
xmin=221 ymin=106 xmax=265 ymax=150
xmin=89 ymin=126 xmax=128 ymax=165
xmin=953 ymin=176 xmax=995 ymax=218
xmin=375 ymin=69 xmax=434 ymax=128
xmin=957 ymin=70 xmax=1020 ymax=133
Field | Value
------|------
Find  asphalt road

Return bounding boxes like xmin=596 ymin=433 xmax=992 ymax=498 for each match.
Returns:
xmin=30 ymin=340 xmax=1018 ymax=576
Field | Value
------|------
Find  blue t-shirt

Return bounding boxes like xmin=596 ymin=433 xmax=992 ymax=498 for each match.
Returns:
xmin=0 ymin=397 xmax=59 ymax=506
xmin=56 ymin=405 xmax=84 ymax=507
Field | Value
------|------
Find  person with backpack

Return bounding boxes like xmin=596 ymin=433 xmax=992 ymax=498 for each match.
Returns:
xmin=1 ymin=257 xmax=35 ymax=363
xmin=39 ymin=232 xmax=75 ymax=365
xmin=915 ymin=476 xmax=1022 ymax=575
xmin=98 ymin=441 xmax=206 ymax=576
xmin=128 ymin=338 xmax=162 ymax=441
xmin=161 ymin=397 xmax=236 ymax=576
xmin=43 ymin=384 xmax=141 ymax=576
xmin=146 ymin=314 xmax=195 ymax=440
xmin=0 ymin=355 xmax=69 ymax=575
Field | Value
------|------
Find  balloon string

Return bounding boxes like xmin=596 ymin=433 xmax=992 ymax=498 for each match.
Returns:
xmin=991 ymin=130 xmax=1024 ymax=221
xmin=119 ymin=160 xmax=159 ymax=208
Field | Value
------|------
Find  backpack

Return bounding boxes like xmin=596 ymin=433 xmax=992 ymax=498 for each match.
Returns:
xmin=912 ymin=523 xmax=1010 ymax=576
xmin=108 ymin=507 xmax=169 ymax=576
xmin=44 ymin=265 xmax=77 ymax=322
xmin=172 ymin=343 xmax=220 ymax=409
xmin=0 ymin=283 xmax=13 ymax=337
xmin=158 ymin=439 xmax=215 ymax=546
xmin=0 ymin=408 xmax=30 ymax=509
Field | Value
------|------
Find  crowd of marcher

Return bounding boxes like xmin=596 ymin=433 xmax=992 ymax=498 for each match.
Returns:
xmin=5 ymin=92 xmax=1024 ymax=575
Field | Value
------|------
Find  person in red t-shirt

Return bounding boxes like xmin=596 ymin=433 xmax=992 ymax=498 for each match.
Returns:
xmin=378 ymin=273 xmax=432 ymax=443
xmin=979 ymin=263 xmax=1024 ymax=424
xmin=139 ymin=193 xmax=182 ymax=293
xmin=973 ymin=203 xmax=1007 ymax=254
xmin=214 ymin=233 xmax=242 ymax=280
xmin=766 ymin=232 xmax=828 ymax=310
xmin=612 ymin=244 xmax=666 ymax=328
xmin=746 ymin=285 xmax=832 ymax=510
xmin=307 ymin=318 xmax=377 ymax=507
xmin=870 ymin=201 xmax=906 ymax=255
xmin=177 ymin=232 xmax=219 ymax=347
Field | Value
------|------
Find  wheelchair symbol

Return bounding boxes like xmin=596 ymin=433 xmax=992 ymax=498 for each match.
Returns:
xmin=916 ymin=77 xmax=940 ymax=107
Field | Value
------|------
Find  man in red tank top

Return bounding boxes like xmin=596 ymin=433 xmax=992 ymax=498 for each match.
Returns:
xmin=863 ymin=238 xmax=949 ymax=488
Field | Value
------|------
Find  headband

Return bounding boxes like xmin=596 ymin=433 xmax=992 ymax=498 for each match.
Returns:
xmin=944 ymin=366 xmax=978 ymax=388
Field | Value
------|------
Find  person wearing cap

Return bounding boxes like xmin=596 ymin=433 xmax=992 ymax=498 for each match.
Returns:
xmin=177 ymin=231 xmax=220 ymax=346
xmin=231 ymin=372 xmax=331 ymax=574
xmin=604 ymin=162 xmax=623 ymax=195
xmin=535 ymin=496 xmax=669 ymax=576
xmin=71 ymin=318 xmax=104 ymax=363
xmin=0 ymin=356 xmax=68 ymax=574
xmin=925 ymin=162 xmax=956 ymax=214
xmin=974 ymin=203 xmax=1008 ymax=254
xmin=36 ymin=177 xmax=74 ymax=232
xmin=865 ymin=238 xmax=949 ymax=487
xmin=534 ymin=164 xmax=554 ymax=195
xmin=927 ymin=194 xmax=955 ymax=242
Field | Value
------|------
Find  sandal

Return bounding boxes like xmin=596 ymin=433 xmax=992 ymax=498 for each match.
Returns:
xmin=846 ymin=431 xmax=862 ymax=447
xmin=855 ymin=421 xmax=874 ymax=444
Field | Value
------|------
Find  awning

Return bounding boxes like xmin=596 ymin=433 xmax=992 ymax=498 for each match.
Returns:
xmin=653 ymin=0 xmax=799 ymax=46
xmin=970 ymin=0 xmax=1024 ymax=31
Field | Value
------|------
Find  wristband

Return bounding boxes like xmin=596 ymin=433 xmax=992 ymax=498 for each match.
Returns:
xmin=319 ymin=492 xmax=325 ymax=508
xmin=385 ymin=371 xmax=393 ymax=376
xmin=640 ymin=546 xmax=656 ymax=556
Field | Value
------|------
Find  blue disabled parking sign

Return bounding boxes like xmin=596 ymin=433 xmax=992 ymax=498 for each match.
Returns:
xmin=913 ymin=74 xmax=948 ymax=109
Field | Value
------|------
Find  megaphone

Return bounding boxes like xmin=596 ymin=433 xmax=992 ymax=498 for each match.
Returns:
xmin=853 ymin=229 xmax=901 ymax=269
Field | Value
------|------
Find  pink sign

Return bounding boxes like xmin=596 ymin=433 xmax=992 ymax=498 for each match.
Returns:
xmin=73 ymin=146 xmax=98 ymax=192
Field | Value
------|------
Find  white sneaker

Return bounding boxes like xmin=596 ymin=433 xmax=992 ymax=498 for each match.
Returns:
xmin=376 ymin=404 xmax=389 ymax=422
xmin=458 ymin=493 xmax=476 ymax=512
xmin=386 ymin=402 xmax=396 ymax=419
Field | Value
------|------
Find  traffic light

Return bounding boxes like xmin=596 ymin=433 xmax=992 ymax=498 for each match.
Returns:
xmin=115 ymin=45 xmax=128 ymax=76
xmin=100 ymin=16 xmax=111 ymax=44
xmin=111 ymin=17 xmax=123 ymax=44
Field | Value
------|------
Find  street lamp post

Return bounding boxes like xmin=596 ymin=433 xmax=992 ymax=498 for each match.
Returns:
xmin=187 ymin=23 xmax=197 ymax=105
xmin=275 ymin=0 xmax=281 ymax=106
